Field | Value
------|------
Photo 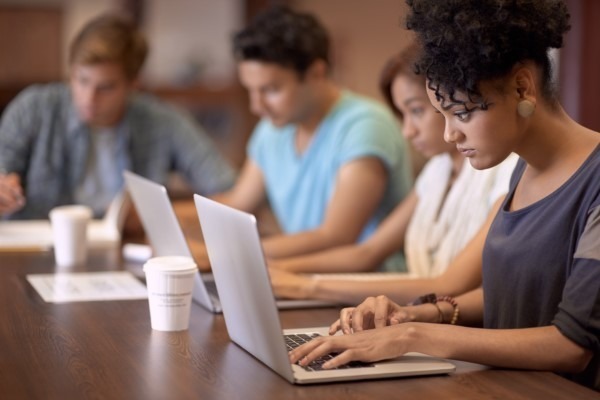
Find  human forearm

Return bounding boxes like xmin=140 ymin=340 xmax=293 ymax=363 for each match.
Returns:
xmin=407 ymin=323 xmax=592 ymax=373
xmin=296 ymin=322 xmax=593 ymax=373
xmin=449 ymin=288 xmax=484 ymax=327
xmin=273 ymin=269 xmax=479 ymax=306
xmin=272 ymin=243 xmax=381 ymax=273
xmin=270 ymin=193 xmax=417 ymax=273
xmin=262 ymin=229 xmax=358 ymax=261
xmin=208 ymin=159 xmax=265 ymax=213
xmin=312 ymin=278 xmax=442 ymax=305
xmin=312 ymin=280 xmax=401 ymax=304
xmin=266 ymin=157 xmax=389 ymax=261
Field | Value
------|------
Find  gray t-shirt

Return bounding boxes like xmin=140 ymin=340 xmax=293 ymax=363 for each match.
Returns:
xmin=483 ymin=145 xmax=600 ymax=390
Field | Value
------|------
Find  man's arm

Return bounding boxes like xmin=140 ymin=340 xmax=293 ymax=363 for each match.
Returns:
xmin=269 ymin=189 xmax=418 ymax=273
xmin=271 ymin=197 xmax=501 ymax=307
xmin=0 ymin=173 xmax=25 ymax=215
xmin=210 ymin=158 xmax=267 ymax=214
xmin=262 ymin=156 xmax=388 ymax=260
xmin=0 ymin=87 xmax=39 ymax=216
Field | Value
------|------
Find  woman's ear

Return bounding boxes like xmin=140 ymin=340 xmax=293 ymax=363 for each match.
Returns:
xmin=513 ymin=66 xmax=538 ymax=118
xmin=513 ymin=65 xmax=538 ymax=100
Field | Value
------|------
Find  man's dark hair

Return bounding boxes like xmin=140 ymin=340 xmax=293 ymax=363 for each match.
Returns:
xmin=232 ymin=6 xmax=330 ymax=76
xmin=406 ymin=0 xmax=570 ymax=110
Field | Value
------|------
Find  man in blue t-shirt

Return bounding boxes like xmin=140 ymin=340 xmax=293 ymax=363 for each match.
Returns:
xmin=212 ymin=6 xmax=412 ymax=269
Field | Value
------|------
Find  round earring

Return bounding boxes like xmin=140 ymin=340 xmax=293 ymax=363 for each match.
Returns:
xmin=517 ymin=99 xmax=535 ymax=118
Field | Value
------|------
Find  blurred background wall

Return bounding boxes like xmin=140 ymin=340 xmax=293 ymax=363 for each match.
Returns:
xmin=0 ymin=0 xmax=598 ymax=172
xmin=0 ymin=0 xmax=418 ymax=172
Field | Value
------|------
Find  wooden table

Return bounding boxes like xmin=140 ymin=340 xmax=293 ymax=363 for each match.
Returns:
xmin=0 ymin=249 xmax=598 ymax=399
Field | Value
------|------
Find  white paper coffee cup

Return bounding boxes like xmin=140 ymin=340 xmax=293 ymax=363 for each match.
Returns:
xmin=143 ymin=256 xmax=197 ymax=331
xmin=49 ymin=205 xmax=93 ymax=268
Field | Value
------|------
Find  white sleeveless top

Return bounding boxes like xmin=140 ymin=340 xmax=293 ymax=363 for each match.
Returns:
xmin=405 ymin=153 xmax=518 ymax=278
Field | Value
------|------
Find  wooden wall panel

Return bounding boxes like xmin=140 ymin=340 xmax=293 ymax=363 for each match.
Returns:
xmin=560 ymin=0 xmax=600 ymax=131
xmin=0 ymin=7 xmax=62 ymax=86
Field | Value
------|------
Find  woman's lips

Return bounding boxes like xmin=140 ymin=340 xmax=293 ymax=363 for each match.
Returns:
xmin=457 ymin=146 xmax=476 ymax=157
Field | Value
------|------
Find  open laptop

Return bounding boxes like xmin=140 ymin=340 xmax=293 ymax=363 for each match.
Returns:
xmin=123 ymin=171 xmax=334 ymax=313
xmin=194 ymin=194 xmax=456 ymax=384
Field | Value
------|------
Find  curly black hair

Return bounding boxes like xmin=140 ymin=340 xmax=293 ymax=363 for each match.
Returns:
xmin=232 ymin=6 xmax=330 ymax=76
xmin=405 ymin=0 xmax=570 ymax=110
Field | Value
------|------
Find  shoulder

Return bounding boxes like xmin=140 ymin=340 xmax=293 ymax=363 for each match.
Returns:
xmin=128 ymin=92 xmax=191 ymax=125
xmin=7 ymin=82 xmax=68 ymax=110
xmin=589 ymin=143 xmax=600 ymax=166
xmin=581 ymin=145 xmax=600 ymax=205
xmin=335 ymin=91 xmax=396 ymax=124
xmin=332 ymin=92 xmax=401 ymax=143
xmin=1 ymin=83 xmax=69 ymax=129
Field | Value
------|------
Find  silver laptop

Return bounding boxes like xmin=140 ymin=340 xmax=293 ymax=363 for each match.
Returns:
xmin=123 ymin=171 xmax=334 ymax=313
xmin=194 ymin=194 xmax=456 ymax=384
xmin=124 ymin=171 xmax=221 ymax=313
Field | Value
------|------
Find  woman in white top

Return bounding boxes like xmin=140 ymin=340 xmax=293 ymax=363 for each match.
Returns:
xmin=268 ymin=44 xmax=517 ymax=304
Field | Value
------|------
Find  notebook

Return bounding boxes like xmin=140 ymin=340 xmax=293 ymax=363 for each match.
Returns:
xmin=194 ymin=194 xmax=456 ymax=384
xmin=0 ymin=191 xmax=127 ymax=251
xmin=123 ymin=171 xmax=334 ymax=313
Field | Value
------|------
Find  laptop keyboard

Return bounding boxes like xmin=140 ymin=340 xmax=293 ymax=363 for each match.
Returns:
xmin=285 ymin=333 xmax=374 ymax=372
xmin=203 ymin=279 xmax=219 ymax=298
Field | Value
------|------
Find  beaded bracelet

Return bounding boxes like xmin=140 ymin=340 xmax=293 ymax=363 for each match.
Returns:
xmin=436 ymin=296 xmax=460 ymax=325
xmin=408 ymin=293 xmax=457 ymax=324
xmin=429 ymin=302 xmax=444 ymax=324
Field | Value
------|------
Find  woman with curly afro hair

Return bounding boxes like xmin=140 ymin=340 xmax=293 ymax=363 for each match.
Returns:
xmin=289 ymin=0 xmax=600 ymax=390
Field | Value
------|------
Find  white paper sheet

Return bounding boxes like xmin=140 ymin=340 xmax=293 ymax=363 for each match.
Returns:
xmin=0 ymin=191 xmax=128 ymax=251
xmin=26 ymin=271 xmax=148 ymax=303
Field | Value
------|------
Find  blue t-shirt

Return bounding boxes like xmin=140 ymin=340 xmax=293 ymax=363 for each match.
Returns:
xmin=248 ymin=90 xmax=411 ymax=245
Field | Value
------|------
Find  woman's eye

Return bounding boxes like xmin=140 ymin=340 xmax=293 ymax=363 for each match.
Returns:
xmin=411 ymin=108 xmax=424 ymax=117
xmin=262 ymin=86 xmax=279 ymax=95
xmin=454 ymin=111 xmax=471 ymax=122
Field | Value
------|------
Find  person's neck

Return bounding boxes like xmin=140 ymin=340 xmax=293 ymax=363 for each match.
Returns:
xmin=88 ymin=123 xmax=118 ymax=131
xmin=296 ymin=83 xmax=341 ymax=137
xmin=448 ymin=148 xmax=465 ymax=180
xmin=86 ymin=112 xmax=124 ymax=131
xmin=514 ymin=105 xmax=599 ymax=174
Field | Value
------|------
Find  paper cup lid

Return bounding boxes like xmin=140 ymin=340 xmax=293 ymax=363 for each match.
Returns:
xmin=49 ymin=205 xmax=93 ymax=220
xmin=143 ymin=256 xmax=197 ymax=274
